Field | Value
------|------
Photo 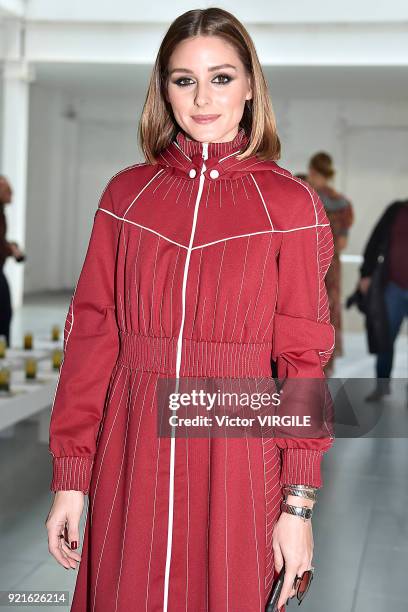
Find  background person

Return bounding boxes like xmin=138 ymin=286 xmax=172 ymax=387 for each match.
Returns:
xmin=356 ymin=199 xmax=408 ymax=400
xmin=306 ymin=152 xmax=354 ymax=376
xmin=0 ymin=175 xmax=25 ymax=346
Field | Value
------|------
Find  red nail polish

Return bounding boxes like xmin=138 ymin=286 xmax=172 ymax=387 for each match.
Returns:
xmin=70 ymin=541 xmax=78 ymax=550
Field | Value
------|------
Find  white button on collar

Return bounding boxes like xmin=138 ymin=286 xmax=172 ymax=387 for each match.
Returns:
xmin=209 ymin=169 xmax=219 ymax=179
xmin=189 ymin=168 xmax=197 ymax=178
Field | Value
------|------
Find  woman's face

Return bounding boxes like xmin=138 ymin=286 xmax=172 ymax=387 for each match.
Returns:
xmin=307 ymin=167 xmax=328 ymax=190
xmin=0 ymin=178 xmax=12 ymax=204
xmin=166 ymin=35 xmax=252 ymax=143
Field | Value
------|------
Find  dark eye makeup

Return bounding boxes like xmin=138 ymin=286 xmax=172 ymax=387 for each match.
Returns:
xmin=172 ymin=74 xmax=234 ymax=87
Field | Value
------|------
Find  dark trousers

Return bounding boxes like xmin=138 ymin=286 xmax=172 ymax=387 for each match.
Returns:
xmin=0 ymin=269 xmax=12 ymax=347
xmin=376 ymin=281 xmax=408 ymax=379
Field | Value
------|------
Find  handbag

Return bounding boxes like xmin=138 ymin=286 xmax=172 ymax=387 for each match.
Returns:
xmin=265 ymin=565 xmax=285 ymax=612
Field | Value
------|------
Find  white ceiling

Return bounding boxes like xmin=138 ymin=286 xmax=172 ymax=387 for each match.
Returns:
xmin=23 ymin=0 xmax=408 ymax=24
xmin=33 ymin=62 xmax=408 ymax=101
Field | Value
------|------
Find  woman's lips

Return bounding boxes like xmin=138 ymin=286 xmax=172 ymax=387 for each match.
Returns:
xmin=191 ymin=114 xmax=221 ymax=124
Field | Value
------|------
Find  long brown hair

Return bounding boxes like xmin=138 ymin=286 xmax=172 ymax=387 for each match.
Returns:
xmin=139 ymin=8 xmax=281 ymax=163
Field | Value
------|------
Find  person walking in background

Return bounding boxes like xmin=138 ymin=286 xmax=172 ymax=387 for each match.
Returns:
xmin=357 ymin=199 xmax=408 ymax=401
xmin=306 ymin=153 xmax=354 ymax=376
xmin=0 ymin=175 xmax=25 ymax=346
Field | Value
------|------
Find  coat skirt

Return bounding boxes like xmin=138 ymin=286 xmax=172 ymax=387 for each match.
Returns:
xmin=49 ymin=128 xmax=335 ymax=611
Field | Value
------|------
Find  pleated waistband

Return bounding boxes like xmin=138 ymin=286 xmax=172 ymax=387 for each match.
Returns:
xmin=117 ymin=332 xmax=273 ymax=378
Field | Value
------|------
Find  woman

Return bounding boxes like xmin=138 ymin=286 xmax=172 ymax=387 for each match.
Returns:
xmin=307 ymin=152 xmax=354 ymax=377
xmin=358 ymin=199 xmax=408 ymax=400
xmin=45 ymin=9 xmax=335 ymax=612
xmin=0 ymin=175 xmax=25 ymax=346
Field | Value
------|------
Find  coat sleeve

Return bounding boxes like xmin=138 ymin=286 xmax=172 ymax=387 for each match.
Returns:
xmin=271 ymin=186 xmax=335 ymax=488
xmin=359 ymin=204 xmax=394 ymax=278
xmin=48 ymin=180 xmax=121 ymax=494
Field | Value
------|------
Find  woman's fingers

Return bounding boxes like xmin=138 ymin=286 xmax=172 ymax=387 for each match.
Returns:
xmin=59 ymin=535 xmax=81 ymax=569
xmin=58 ymin=534 xmax=75 ymax=569
xmin=278 ymin=561 xmax=313 ymax=609
xmin=47 ymin=523 xmax=71 ymax=569
xmin=277 ymin=564 xmax=299 ymax=609
xmin=45 ymin=490 xmax=85 ymax=568
xmin=272 ymin=538 xmax=284 ymax=574
xmin=66 ymin=519 xmax=81 ymax=554
xmin=62 ymin=521 xmax=82 ymax=560
xmin=59 ymin=524 xmax=82 ymax=568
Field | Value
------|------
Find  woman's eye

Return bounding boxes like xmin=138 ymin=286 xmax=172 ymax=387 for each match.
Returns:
xmin=173 ymin=74 xmax=233 ymax=87
xmin=212 ymin=74 xmax=232 ymax=84
xmin=174 ymin=78 xmax=194 ymax=87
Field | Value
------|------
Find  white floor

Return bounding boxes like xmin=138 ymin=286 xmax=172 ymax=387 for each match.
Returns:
xmin=0 ymin=291 xmax=407 ymax=611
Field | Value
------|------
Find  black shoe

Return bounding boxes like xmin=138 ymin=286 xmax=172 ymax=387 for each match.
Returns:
xmin=365 ymin=380 xmax=391 ymax=402
xmin=365 ymin=387 xmax=386 ymax=402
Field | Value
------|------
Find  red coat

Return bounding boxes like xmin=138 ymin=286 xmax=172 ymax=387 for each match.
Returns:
xmin=49 ymin=127 xmax=335 ymax=611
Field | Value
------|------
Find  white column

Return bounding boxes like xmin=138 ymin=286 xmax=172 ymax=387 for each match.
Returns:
xmin=1 ymin=59 xmax=35 ymax=308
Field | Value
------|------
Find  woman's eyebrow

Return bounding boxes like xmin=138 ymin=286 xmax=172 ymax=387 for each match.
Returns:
xmin=169 ymin=64 xmax=237 ymax=75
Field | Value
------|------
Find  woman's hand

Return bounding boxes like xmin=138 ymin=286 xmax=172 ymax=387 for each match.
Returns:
xmin=336 ymin=234 xmax=348 ymax=253
xmin=45 ymin=490 xmax=85 ymax=570
xmin=272 ymin=508 xmax=314 ymax=610
xmin=9 ymin=242 xmax=24 ymax=260
xmin=358 ymin=276 xmax=371 ymax=294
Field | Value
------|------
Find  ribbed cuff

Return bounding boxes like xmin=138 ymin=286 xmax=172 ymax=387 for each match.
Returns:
xmin=50 ymin=456 xmax=94 ymax=494
xmin=280 ymin=448 xmax=324 ymax=488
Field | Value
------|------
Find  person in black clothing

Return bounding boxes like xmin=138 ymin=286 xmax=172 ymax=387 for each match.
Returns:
xmin=0 ymin=175 xmax=25 ymax=347
xmin=356 ymin=200 xmax=408 ymax=401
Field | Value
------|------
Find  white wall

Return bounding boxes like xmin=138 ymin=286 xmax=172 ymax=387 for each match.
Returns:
xmin=25 ymin=84 xmax=145 ymax=293
xmin=0 ymin=0 xmax=24 ymax=18
xmin=25 ymin=86 xmax=64 ymax=292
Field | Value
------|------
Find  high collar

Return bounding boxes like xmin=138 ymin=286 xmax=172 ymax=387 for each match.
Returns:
xmin=174 ymin=127 xmax=248 ymax=160
xmin=157 ymin=126 xmax=275 ymax=180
